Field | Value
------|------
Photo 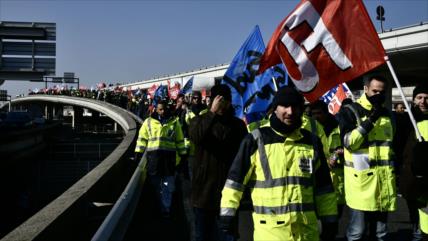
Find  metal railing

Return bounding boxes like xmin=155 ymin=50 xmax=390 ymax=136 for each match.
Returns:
xmin=91 ymin=153 xmax=147 ymax=241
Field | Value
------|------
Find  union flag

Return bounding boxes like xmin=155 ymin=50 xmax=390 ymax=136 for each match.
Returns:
xmin=259 ymin=0 xmax=386 ymax=102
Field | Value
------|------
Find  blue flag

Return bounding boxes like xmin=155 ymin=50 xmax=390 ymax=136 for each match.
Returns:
xmin=245 ymin=63 xmax=289 ymax=123
xmin=180 ymin=77 xmax=193 ymax=95
xmin=222 ymin=26 xmax=289 ymax=121
xmin=221 ymin=25 xmax=267 ymax=119
xmin=246 ymin=64 xmax=288 ymax=111
xmin=153 ymin=85 xmax=168 ymax=106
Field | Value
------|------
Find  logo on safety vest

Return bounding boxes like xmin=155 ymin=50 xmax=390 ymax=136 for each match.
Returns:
xmin=299 ymin=158 xmax=313 ymax=173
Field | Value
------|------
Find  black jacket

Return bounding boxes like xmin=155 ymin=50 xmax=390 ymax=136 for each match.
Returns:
xmin=189 ymin=111 xmax=247 ymax=210
xmin=399 ymin=108 xmax=428 ymax=201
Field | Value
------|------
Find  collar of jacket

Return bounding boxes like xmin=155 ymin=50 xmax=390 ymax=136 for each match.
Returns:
xmin=357 ymin=93 xmax=376 ymax=111
xmin=269 ymin=115 xmax=304 ymax=141
xmin=150 ymin=112 xmax=175 ymax=125
xmin=270 ymin=126 xmax=304 ymax=141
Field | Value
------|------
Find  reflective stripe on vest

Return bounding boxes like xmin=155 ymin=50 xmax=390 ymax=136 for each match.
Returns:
xmin=148 ymin=118 xmax=152 ymax=136
xmin=344 ymin=160 xmax=394 ymax=169
xmin=225 ymin=179 xmax=245 ymax=192
xmin=251 ymin=129 xmax=273 ymax=180
xmin=247 ymin=176 xmax=312 ymax=188
xmin=253 ymin=203 xmax=315 ymax=215
xmin=221 ymin=207 xmax=237 ymax=216
xmin=367 ymin=141 xmax=392 ymax=147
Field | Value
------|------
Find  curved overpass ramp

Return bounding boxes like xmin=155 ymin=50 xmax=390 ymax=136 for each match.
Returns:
xmin=1 ymin=95 xmax=142 ymax=241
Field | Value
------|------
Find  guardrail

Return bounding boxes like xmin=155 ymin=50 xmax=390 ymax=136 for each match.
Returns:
xmin=90 ymin=100 xmax=147 ymax=240
xmin=1 ymin=95 xmax=141 ymax=241
xmin=91 ymin=153 xmax=147 ymax=241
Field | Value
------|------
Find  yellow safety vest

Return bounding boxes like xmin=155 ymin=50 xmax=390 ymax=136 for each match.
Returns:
xmin=342 ymin=94 xmax=396 ymax=212
xmin=417 ymin=119 xmax=428 ymax=234
xmin=326 ymin=126 xmax=345 ymax=205
xmin=302 ymin=114 xmax=329 ymax=159
xmin=220 ymin=127 xmax=337 ymax=241
xmin=135 ymin=115 xmax=186 ymax=165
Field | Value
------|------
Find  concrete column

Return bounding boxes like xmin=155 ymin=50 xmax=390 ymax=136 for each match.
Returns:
xmin=72 ymin=110 xmax=75 ymax=129
xmin=92 ymin=111 xmax=100 ymax=132
xmin=45 ymin=105 xmax=48 ymax=119
xmin=73 ymin=106 xmax=83 ymax=130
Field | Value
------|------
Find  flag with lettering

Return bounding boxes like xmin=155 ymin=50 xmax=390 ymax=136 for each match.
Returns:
xmin=259 ymin=0 xmax=386 ymax=102
xmin=320 ymin=83 xmax=353 ymax=115
xmin=245 ymin=63 xmax=289 ymax=120
xmin=221 ymin=25 xmax=271 ymax=119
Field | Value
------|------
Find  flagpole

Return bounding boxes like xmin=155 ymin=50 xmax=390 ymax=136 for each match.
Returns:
xmin=385 ymin=56 xmax=422 ymax=142
xmin=271 ymin=77 xmax=278 ymax=92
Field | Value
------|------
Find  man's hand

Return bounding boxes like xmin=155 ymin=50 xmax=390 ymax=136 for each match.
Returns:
xmin=368 ymin=107 xmax=387 ymax=123
xmin=329 ymin=148 xmax=344 ymax=168
xmin=210 ymin=95 xmax=224 ymax=114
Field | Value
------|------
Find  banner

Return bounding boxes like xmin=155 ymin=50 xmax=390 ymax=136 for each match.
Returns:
xmin=320 ymin=83 xmax=353 ymax=115
xmin=221 ymin=25 xmax=271 ymax=119
xmin=259 ymin=0 xmax=386 ymax=102
xmin=147 ymin=84 xmax=158 ymax=99
xmin=154 ymin=85 xmax=168 ymax=100
xmin=169 ymin=83 xmax=181 ymax=100
xmin=245 ymin=63 xmax=289 ymax=118
xmin=180 ymin=77 xmax=193 ymax=95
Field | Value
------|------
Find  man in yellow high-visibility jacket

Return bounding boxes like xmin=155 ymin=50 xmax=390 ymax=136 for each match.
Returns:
xmin=220 ymin=86 xmax=338 ymax=241
xmin=337 ymin=75 xmax=396 ymax=241
xmin=310 ymin=100 xmax=345 ymax=217
xmin=135 ymin=100 xmax=186 ymax=217
xmin=400 ymin=83 xmax=428 ymax=240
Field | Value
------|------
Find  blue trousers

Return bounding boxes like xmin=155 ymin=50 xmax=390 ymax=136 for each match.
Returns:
xmin=346 ymin=207 xmax=388 ymax=241
xmin=148 ymin=175 xmax=175 ymax=214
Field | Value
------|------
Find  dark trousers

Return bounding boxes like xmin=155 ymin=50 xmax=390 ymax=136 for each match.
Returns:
xmin=193 ymin=207 xmax=236 ymax=241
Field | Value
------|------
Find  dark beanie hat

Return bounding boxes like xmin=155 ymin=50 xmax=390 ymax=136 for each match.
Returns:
xmin=413 ymin=83 xmax=428 ymax=99
xmin=210 ymin=84 xmax=232 ymax=101
xmin=272 ymin=86 xmax=304 ymax=108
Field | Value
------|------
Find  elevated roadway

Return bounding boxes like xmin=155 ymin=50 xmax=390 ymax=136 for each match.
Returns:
xmin=1 ymin=95 xmax=142 ymax=241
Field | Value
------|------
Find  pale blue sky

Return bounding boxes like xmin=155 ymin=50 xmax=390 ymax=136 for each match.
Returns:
xmin=1 ymin=0 xmax=427 ymax=97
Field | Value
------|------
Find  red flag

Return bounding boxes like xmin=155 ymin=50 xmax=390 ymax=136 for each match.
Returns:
xmin=326 ymin=84 xmax=352 ymax=115
xmin=259 ymin=0 xmax=386 ymax=102
xmin=201 ymin=88 xmax=207 ymax=99
xmin=167 ymin=80 xmax=171 ymax=98
xmin=147 ymin=84 xmax=158 ymax=99
xmin=169 ymin=83 xmax=181 ymax=100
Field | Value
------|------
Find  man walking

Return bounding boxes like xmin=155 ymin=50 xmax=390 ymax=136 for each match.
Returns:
xmin=189 ymin=84 xmax=247 ymax=241
xmin=338 ymin=75 xmax=396 ymax=241
xmin=400 ymin=83 xmax=428 ymax=241
xmin=220 ymin=86 xmax=338 ymax=241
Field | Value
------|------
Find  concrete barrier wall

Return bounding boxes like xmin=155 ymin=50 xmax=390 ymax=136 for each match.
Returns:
xmin=1 ymin=95 xmax=140 ymax=241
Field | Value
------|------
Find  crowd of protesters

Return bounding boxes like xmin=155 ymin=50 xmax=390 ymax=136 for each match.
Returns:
xmin=27 ymin=84 xmax=212 ymax=121
xmin=27 ymin=79 xmax=428 ymax=241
